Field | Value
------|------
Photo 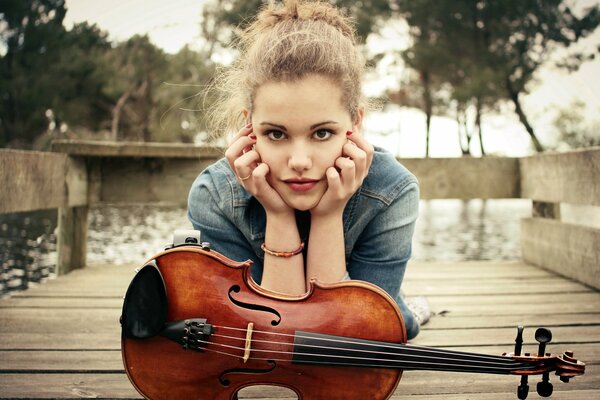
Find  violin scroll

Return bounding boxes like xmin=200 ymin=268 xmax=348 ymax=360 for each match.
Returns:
xmin=507 ymin=326 xmax=586 ymax=399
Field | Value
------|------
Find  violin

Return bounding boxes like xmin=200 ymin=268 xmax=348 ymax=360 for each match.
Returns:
xmin=120 ymin=242 xmax=585 ymax=400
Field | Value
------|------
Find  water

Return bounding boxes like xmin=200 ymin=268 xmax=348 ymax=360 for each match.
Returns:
xmin=0 ymin=199 xmax=531 ymax=297
xmin=0 ymin=210 xmax=57 ymax=297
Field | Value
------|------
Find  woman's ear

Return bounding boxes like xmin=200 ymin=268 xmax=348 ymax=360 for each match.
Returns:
xmin=242 ymin=109 xmax=251 ymax=124
xmin=353 ymin=107 xmax=365 ymax=133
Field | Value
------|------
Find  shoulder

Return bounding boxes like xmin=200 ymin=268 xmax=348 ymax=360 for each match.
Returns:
xmin=360 ymin=146 xmax=419 ymax=205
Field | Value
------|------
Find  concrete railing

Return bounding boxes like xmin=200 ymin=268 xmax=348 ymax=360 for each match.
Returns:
xmin=1 ymin=140 xmax=598 ymax=288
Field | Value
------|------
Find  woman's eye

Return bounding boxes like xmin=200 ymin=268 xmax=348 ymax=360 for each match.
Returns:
xmin=313 ymin=129 xmax=333 ymax=141
xmin=266 ymin=130 xmax=286 ymax=141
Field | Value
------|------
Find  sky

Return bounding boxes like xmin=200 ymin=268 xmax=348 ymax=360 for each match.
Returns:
xmin=63 ymin=0 xmax=600 ymax=157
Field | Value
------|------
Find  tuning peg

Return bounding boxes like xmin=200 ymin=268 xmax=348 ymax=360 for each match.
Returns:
xmin=535 ymin=327 xmax=552 ymax=357
xmin=537 ymin=373 xmax=553 ymax=397
xmin=514 ymin=325 xmax=524 ymax=356
xmin=517 ymin=376 xmax=529 ymax=399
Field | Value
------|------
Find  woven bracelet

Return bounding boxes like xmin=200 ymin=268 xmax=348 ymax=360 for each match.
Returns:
xmin=261 ymin=242 xmax=305 ymax=258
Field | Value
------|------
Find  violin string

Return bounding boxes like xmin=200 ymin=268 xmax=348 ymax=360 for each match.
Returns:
xmin=193 ymin=337 xmax=533 ymax=372
xmin=211 ymin=325 xmax=518 ymax=364
xmin=210 ymin=332 xmax=520 ymax=367
xmin=198 ymin=346 xmax=523 ymax=374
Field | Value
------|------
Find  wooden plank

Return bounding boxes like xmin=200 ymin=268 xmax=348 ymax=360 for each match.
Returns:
xmin=406 ymin=261 xmax=554 ymax=280
xmin=51 ymin=139 xmax=224 ymax=159
xmin=519 ymin=147 xmax=600 ymax=206
xmin=0 ymin=149 xmax=67 ymax=214
xmin=0 ymin=373 xmax=141 ymax=399
xmin=400 ymin=157 xmax=520 ymax=199
xmin=0 ymin=350 xmax=124 ymax=371
xmin=99 ymin=157 xmax=215 ymax=206
xmin=412 ymin=326 xmax=600 ymax=348
xmin=0 ymin=366 xmax=597 ymax=399
xmin=521 ymin=218 xmax=600 ymax=290
xmin=0 ymin=308 xmax=121 ymax=333
xmin=406 ymin=278 xmax=589 ymax=296
xmin=57 ymin=205 xmax=89 ymax=275
xmin=391 ymin=391 xmax=600 ymax=400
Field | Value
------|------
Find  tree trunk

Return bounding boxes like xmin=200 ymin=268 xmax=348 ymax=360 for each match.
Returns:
xmin=422 ymin=71 xmax=432 ymax=158
xmin=505 ymin=78 xmax=543 ymax=152
xmin=475 ymin=97 xmax=485 ymax=156
xmin=111 ymin=90 xmax=131 ymax=141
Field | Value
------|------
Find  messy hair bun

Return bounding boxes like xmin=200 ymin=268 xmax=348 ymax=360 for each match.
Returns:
xmin=208 ymin=0 xmax=366 ymax=139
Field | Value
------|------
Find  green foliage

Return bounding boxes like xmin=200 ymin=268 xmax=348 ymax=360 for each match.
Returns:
xmin=0 ymin=0 xmax=68 ymax=146
xmin=552 ymin=100 xmax=600 ymax=149
xmin=394 ymin=0 xmax=600 ymax=154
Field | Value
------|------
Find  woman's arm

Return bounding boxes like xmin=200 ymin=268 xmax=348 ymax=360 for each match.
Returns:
xmin=261 ymin=210 xmax=306 ymax=295
xmin=225 ymin=124 xmax=306 ymax=295
xmin=307 ymin=134 xmax=373 ymax=285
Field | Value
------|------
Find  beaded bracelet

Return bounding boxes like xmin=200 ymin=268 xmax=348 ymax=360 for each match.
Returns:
xmin=261 ymin=242 xmax=305 ymax=258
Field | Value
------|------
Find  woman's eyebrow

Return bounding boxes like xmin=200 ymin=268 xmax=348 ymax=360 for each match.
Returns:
xmin=260 ymin=122 xmax=287 ymax=130
xmin=310 ymin=121 xmax=339 ymax=129
xmin=259 ymin=121 xmax=339 ymax=130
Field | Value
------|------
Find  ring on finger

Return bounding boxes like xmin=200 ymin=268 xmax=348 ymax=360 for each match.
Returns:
xmin=239 ymin=174 xmax=252 ymax=181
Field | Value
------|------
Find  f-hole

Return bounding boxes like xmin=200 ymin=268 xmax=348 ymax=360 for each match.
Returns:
xmin=228 ymin=285 xmax=281 ymax=326
xmin=236 ymin=383 xmax=299 ymax=399
xmin=219 ymin=360 xmax=277 ymax=386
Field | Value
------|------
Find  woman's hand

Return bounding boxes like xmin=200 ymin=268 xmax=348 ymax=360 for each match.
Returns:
xmin=225 ymin=124 xmax=293 ymax=216
xmin=311 ymin=132 xmax=374 ymax=217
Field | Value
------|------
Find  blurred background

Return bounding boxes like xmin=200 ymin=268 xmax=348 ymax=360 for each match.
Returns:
xmin=1 ymin=0 xmax=599 ymax=296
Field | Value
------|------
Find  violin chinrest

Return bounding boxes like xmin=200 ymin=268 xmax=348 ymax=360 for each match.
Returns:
xmin=121 ymin=260 xmax=168 ymax=339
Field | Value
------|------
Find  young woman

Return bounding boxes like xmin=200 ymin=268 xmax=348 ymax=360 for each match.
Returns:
xmin=187 ymin=0 xmax=422 ymax=339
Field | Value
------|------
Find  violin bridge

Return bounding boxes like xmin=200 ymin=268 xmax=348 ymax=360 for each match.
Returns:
xmin=243 ymin=322 xmax=254 ymax=363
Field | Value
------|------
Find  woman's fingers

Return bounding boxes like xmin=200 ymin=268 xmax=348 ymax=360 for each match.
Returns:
xmin=233 ymin=150 xmax=261 ymax=183
xmin=227 ymin=123 xmax=253 ymax=145
xmin=225 ymin=124 xmax=256 ymax=177
xmin=334 ymin=156 xmax=356 ymax=187
xmin=346 ymin=133 xmax=374 ymax=176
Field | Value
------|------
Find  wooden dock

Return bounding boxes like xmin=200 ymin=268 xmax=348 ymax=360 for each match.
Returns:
xmin=0 ymin=260 xmax=598 ymax=399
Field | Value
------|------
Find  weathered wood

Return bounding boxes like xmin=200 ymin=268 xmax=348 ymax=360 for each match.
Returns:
xmin=99 ymin=157 xmax=214 ymax=206
xmin=519 ymin=147 xmax=600 ymax=206
xmin=0 ymin=150 xmax=69 ymax=214
xmin=51 ymin=139 xmax=224 ymax=159
xmin=57 ymin=205 xmax=89 ymax=275
xmin=1 ymin=260 xmax=599 ymax=399
xmin=521 ymin=218 xmax=600 ymax=290
xmin=0 ymin=367 xmax=597 ymax=399
xmin=400 ymin=157 xmax=520 ymax=199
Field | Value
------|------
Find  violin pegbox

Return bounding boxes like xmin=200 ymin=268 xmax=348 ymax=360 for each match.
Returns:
xmin=507 ymin=326 xmax=586 ymax=399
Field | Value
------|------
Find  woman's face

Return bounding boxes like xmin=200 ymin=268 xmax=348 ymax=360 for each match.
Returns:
xmin=250 ymin=75 xmax=361 ymax=211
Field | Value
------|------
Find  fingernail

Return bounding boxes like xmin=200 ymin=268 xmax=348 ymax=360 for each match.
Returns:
xmin=346 ymin=130 xmax=353 ymax=136
xmin=245 ymin=122 xmax=252 ymax=128
xmin=249 ymin=135 xmax=256 ymax=140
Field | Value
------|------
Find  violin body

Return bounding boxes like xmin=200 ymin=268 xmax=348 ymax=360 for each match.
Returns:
xmin=122 ymin=246 xmax=406 ymax=400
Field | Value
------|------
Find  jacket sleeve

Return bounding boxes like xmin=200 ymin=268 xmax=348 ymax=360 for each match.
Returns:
xmin=346 ymin=180 xmax=420 ymax=338
xmin=187 ymin=167 xmax=262 ymax=271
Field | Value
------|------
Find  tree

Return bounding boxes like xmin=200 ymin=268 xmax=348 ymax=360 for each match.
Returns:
xmin=0 ymin=0 xmax=68 ymax=147
xmin=552 ymin=100 xmax=600 ymax=149
xmin=0 ymin=0 xmax=115 ymax=148
xmin=397 ymin=0 xmax=600 ymax=153
xmin=154 ymin=45 xmax=217 ymax=143
xmin=104 ymin=35 xmax=168 ymax=142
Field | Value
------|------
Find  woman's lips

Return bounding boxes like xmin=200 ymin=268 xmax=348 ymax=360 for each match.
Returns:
xmin=284 ymin=179 xmax=319 ymax=192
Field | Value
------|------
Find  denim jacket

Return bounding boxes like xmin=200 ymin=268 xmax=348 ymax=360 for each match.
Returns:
xmin=187 ymin=147 xmax=420 ymax=339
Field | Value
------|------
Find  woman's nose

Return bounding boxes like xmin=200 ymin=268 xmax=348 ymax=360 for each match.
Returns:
xmin=288 ymin=145 xmax=312 ymax=172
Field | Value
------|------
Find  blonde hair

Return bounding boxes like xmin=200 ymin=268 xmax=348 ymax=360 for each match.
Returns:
xmin=207 ymin=0 xmax=366 ymax=140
